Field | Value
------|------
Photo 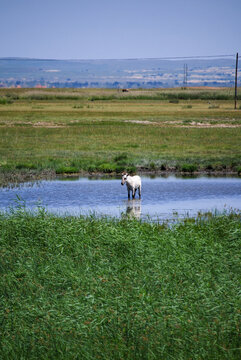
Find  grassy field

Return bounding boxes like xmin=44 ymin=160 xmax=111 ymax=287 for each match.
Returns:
xmin=0 ymin=209 xmax=240 ymax=359
xmin=1 ymin=88 xmax=241 ymax=359
xmin=0 ymin=87 xmax=241 ymax=181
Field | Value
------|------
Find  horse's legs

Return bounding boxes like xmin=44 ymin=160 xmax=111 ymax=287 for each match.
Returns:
xmin=138 ymin=186 xmax=141 ymax=199
xmin=132 ymin=189 xmax=136 ymax=199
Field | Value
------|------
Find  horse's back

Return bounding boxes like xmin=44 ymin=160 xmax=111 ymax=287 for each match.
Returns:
xmin=132 ymin=175 xmax=141 ymax=187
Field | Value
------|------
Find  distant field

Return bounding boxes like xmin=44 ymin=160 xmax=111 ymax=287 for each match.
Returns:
xmin=0 ymin=87 xmax=241 ymax=180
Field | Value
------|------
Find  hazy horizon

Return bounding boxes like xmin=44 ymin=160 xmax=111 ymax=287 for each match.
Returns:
xmin=1 ymin=56 xmax=239 ymax=89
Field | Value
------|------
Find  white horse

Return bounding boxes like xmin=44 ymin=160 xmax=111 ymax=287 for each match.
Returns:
xmin=121 ymin=172 xmax=141 ymax=199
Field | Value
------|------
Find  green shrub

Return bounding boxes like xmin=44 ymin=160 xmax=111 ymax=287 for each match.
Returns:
xmin=115 ymin=165 xmax=125 ymax=173
xmin=56 ymin=166 xmax=79 ymax=174
xmin=237 ymin=166 xmax=241 ymax=175
xmin=213 ymin=162 xmax=226 ymax=171
xmin=15 ymin=163 xmax=38 ymax=170
xmin=205 ymin=164 xmax=214 ymax=171
xmin=114 ymin=153 xmax=128 ymax=163
xmin=126 ymin=165 xmax=137 ymax=174
xmin=87 ymin=164 xmax=98 ymax=173
xmin=181 ymin=164 xmax=198 ymax=173
xmin=0 ymin=97 xmax=13 ymax=105
xmin=98 ymin=163 xmax=117 ymax=173
xmin=150 ymin=161 xmax=156 ymax=170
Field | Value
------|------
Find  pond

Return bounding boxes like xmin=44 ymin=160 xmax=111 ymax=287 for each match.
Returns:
xmin=1 ymin=175 xmax=241 ymax=221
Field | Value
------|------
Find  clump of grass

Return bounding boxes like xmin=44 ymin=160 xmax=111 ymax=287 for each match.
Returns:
xmin=86 ymin=164 xmax=97 ymax=172
xmin=212 ymin=162 xmax=227 ymax=171
xmin=113 ymin=153 xmax=134 ymax=173
xmin=114 ymin=153 xmax=128 ymax=163
xmin=126 ymin=165 xmax=137 ymax=174
xmin=181 ymin=164 xmax=198 ymax=173
xmin=205 ymin=164 xmax=214 ymax=171
xmin=97 ymin=163 xmax=117 ymax=173
xmin=182 ymin=104 xmax=192 ymax=109
xmin=15 ymin=163 xmax=38 ymax=170
xmin=169 ymin=99 xmax=179 ymax=104
xmin=0 ymin=97 xmax=13 ymax=105
xmin=23 ymin=94 xmax=84 ymax=101
xmin=160 ymin=163 xmax=167 ymax=171
xmin=149 ymin=161 xmax=156 ymax=170
xmin=115 ymin=165 xmax=125 ymax=173
xmin=0 ymin=209 xmax=240 ymax=359
xmin=73 ymin=104 xmax=84 ymax=109
xmin=55 ymin=166 xmax=79 ymax=174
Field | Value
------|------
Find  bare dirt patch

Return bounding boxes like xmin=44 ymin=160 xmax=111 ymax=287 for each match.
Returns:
xmin=33 ymin=122 xmax=65 ymax=128
xmin=0 ymin=121 xmax=65 ymax=128
xmin=124 ymin=119 xmax=241 ymax=128
xmin=183 ymin=122 xmax=241 ymax=128
xmin=124 ymin=120 xmax=159 ymax=125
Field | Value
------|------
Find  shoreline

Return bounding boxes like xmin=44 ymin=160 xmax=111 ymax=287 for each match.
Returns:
xmin=0 ymin=168 xmax=240 ymax=187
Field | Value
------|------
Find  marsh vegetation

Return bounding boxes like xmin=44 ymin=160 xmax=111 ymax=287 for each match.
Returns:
xmin=1 ymin=88 xmax=241 ymax=358
xmin=1 ymin=209 xmax=240 ymax=359
xmin=0 ymin=87 xmax=241 ymax=183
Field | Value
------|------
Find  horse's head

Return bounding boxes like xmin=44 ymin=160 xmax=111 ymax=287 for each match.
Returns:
xmin=121 ymin=172 xmax=129 ymax=185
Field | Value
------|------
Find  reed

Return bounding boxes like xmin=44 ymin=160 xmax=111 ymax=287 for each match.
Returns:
xmin=0 ymin=209 xmax=240 ymax=359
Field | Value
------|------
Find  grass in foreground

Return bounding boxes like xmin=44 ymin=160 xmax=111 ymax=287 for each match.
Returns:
xmin=0 ymin=209 xmax=240 ymax=359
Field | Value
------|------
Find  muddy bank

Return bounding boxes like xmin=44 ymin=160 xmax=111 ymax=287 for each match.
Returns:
xmin=0 ymin=169 xmax=56 ymax=187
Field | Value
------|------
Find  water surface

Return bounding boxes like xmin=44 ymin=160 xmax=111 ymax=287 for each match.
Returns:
xmin=0 ymin=176 xmax=241 ymax=221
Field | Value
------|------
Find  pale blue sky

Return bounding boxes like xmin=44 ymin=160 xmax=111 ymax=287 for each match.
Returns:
xmin=1 ymin=0 xmax=240 ymax=59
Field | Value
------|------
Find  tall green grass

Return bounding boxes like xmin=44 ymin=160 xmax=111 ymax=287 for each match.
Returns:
xmin=88 ymin=91 xmax=241 ymax=102
xmin=0 ymin=209 xmax=240 ymax=359
xmin=22 ymin=94 xmax=85 ymax=101
xmin=1 ymin=88 xmax=239 ymax=102
xmin=0 ymin=97 xmax=13 ymax=105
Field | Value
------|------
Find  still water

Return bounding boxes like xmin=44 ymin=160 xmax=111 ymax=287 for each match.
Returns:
xmin=0 ymin=176 xmax=241 ymax=221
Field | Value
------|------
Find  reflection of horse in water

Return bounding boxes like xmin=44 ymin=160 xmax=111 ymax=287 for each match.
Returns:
xmin=125 ymin=200 xmax=142 ymax=219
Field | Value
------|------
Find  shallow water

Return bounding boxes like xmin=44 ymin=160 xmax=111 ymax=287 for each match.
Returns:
xmin=0 ymin=176 xmax=241 ymax=221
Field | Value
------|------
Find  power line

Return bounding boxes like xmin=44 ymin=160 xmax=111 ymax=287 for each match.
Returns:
xmin=1 ymin=54 xmax=235 ymax=62
xmin=183 ymin=64 xmax=188 ymax=87
xmin=123 ymin=54 xmax=236 ymax=61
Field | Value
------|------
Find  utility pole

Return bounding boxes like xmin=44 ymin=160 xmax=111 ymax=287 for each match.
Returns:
xmin=234 ymin=52 xmax=238 ymax=110
xmin=185 ymin=64 xmax=188 ymax=87
xmin=183 ymin=64 xmax=188 ymax=87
